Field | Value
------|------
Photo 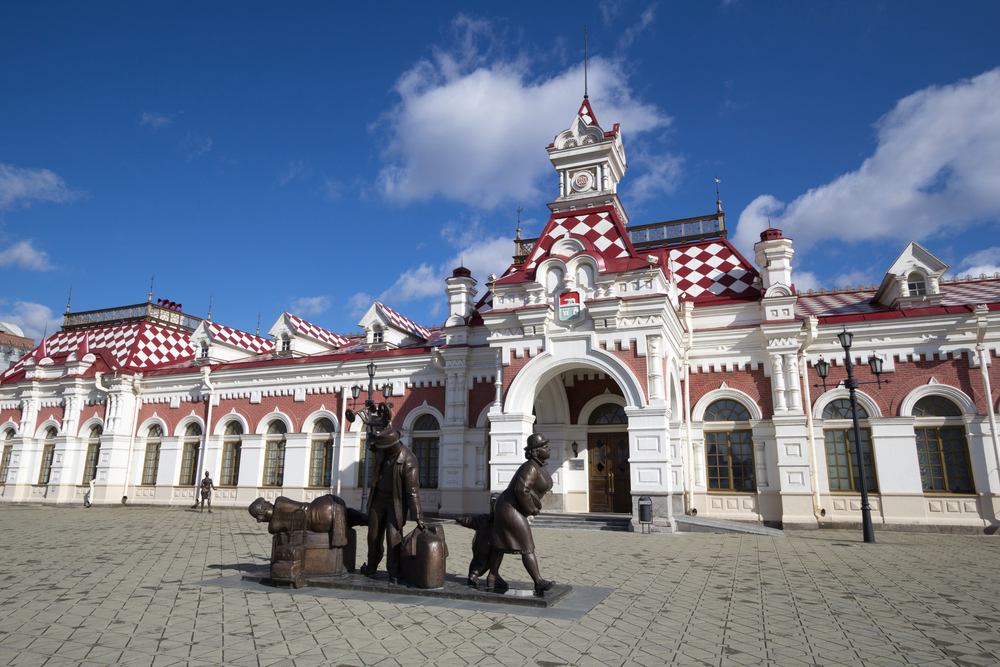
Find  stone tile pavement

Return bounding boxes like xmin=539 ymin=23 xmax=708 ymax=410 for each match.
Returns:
xmin=0 ymin=505 xmax=998 ymax=667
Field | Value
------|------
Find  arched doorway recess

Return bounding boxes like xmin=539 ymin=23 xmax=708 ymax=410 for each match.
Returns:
xmin=586 ymin=403 xmax=631 ymax=513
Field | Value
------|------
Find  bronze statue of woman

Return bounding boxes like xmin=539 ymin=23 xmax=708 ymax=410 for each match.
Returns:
xmin=487 ymin=433 xmax=555 ymax=594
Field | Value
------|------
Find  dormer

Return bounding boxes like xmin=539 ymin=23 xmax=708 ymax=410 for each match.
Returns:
xmin=358 ymin=302 xmax=431 ymax=351
xmin=547 ymin=98 xmax=628 ymax=222
xmin=189 ymin=320 xmax=274 ymax=364
xmin=268 ymin=312 xmax=349 ymax=357
xmin=872 ymin=241 xmax=948 ymax=309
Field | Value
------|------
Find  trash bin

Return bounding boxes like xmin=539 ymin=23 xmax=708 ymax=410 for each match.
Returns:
xmin=638 ymin=496 xmax=652 ymax=533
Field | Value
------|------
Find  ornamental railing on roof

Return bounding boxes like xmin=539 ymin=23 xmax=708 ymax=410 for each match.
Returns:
xmin=62 ymin=303 xmax=203 ymax=332
xmin=627 ymin=213 xmax=726 ymax=249
xmin=513 ymin=238 xmax=537 ymax=264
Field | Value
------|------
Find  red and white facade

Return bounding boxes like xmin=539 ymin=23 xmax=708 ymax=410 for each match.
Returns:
xmin=2 ymin=99 xmax=999 ymax=532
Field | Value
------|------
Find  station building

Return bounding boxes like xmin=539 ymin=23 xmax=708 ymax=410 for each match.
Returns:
xmin=2 ymin=98 xmax=999 ymax=532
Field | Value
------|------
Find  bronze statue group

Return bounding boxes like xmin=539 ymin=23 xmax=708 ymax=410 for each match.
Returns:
xmin=248 ymin=398 xmax=555 ymax=595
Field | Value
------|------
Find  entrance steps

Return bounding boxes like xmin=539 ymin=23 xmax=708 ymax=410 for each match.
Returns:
xmin=531 ymin=512 xmax=633 ymax=532
xmin=674 ymin=515 xmax=785 ymax=536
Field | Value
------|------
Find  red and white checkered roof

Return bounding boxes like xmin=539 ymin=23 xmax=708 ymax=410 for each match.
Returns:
xmin=284 ymin=312 xmax=349 ymax=348
xmin=525 ymin=210 xmax=632 ymax=271
xmin=578 ymin=99 xmax=599 ymax=127
xmin=206 ymin=322 xmax=274 ymax=354
xmin=797 ymin=277 xmax=1000 ymax=318
xmin=377 ymin=302 xmax=431 ymax=340
xmin=669 ymin=241 xmax=759 ymax=300
xmin=2 ymin=322 xmax=195 ymax=380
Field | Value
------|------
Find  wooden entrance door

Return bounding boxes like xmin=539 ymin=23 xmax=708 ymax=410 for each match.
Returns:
xmin=588 ymin=433 xmax=631 ymax=513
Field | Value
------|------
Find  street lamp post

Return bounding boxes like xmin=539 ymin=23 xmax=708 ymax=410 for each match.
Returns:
xmin=813 ymin=328 xmax=889 ymax=545
xmin=350 ymin=361 xmax=394 ymax=511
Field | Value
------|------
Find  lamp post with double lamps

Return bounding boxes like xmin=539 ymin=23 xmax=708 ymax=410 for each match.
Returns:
xmin=348 ymin=361 xmax=394 ymax=511
xmin=813 ymin=329 xmax=889 ymax=544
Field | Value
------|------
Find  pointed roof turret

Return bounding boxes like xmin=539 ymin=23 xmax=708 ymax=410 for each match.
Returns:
xmin=577 ymin=98 xmax=599 ymax=127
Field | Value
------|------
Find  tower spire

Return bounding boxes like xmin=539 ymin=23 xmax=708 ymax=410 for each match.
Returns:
xmin=207 ymin=294 xmax=213 ymax=321
xmin=148 ymin=274 xmax=154 ymax=303
xmin=256 ymin=312 xmax=261 ymax=337
xmin=516 ymin=205 xmax=523 ymax=240
xmin=584 ymin=25 xmax=588 ymax=100
xmin=715 ymin=174 xmax=722 ymax=213
xmin=65 ymin=287 xmax=72 ymax=315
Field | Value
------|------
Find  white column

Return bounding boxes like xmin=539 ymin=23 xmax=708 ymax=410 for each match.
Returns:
xmin=771 ymin=354 xmax=788 ymax=412
xmin=785 ymin=353 xmax=802 ymax=412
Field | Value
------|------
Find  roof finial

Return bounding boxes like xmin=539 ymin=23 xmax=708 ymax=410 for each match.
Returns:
xmin=65 ymin=287 xmax=72 ymax=315
xmin=256 ymin=312 xmax=261 ymax=337
xmin=715 ymin=174 xmax=722 ymax=214
xmin=516 ymin=205 xmax=523 ymax=240
xmin=584 ymin=25 xmax=589 ymax=100
xmin=148 ymin=274 xmax=154 ymax=303
xmin=207 ymin=294 xmax=212 ymax=322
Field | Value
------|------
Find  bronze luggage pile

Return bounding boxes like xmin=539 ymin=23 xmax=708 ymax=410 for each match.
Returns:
xmin=270 ymin=508 xmax=307 ymax=588
xmin=400 ymin=524 xmax=448 ymax=589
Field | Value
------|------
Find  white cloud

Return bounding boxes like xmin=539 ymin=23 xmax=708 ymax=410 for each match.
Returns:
xmin=734 ymin=67 xmax=1000 ymax=258
xmin=346 ymin=292 xmax=374 ymax=320
xmin=140 ymin=111 xmax=173 ymax=129
xmin=279 ymin=160 xmax=313 ymax=186
xmin=0 ymin=240 xmax=54 ymax=271
xmin=321 ymin=177 xmax=343 ymax=199
xmin=0 ymin=163 xmax=83 ymax=210
xmin=617 ymin=4 xmax=657 ymax=51
xmin=183 ymin=132 xmax=213 ymax=160
xmin=624 ymin=145 xmax=684 ymax=205
xmin=600 ymin=0 xmax=625 ymax=25
xmin=289 ymin=296 xmax=331 ymax=317
xmin=957 ymin=246 xmax=1000 ymax=277
xmin=374 ymin=15 xmax=672 ymax=209
xmin=0 ymin=301 xmax=61 ymax=344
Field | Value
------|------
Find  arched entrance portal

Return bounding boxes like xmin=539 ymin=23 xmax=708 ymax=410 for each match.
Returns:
xmin=586 ymin=404 xmax=630 ymax=513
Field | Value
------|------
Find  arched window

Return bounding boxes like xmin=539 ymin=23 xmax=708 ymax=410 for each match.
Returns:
xmin=39 ymin=427 xmax=57 ymax=484
xmin=907 ymin=272 xmax=927 ymax=296
xmin=221 ymin=421 xmax=243 ymax=486
xmin=411 ymin=414 xmax=439 ymax=489
xmin=1 ymin=428 xmax=14 ymax=485
xmin=179 ymin=423 xmax=202 ymax=486
xmin=309 ymin=418 xmax=335 ymax=487
xmin=822 ymin=399 xmax=877 ymax=493
xmin=912 ymin=396 xmax=973 ymax=493
xmin=263 ymin=420 xmax=287 ymax=487
xmin=588 ymin=404 xmax=629 ymax=425
xmin=142 ymin=424 xmax=162 ymax=485
xmin=702 ymin=400 xmax=755 ymax=491
xmin=83 ymin=425 xmax=103 ymax=484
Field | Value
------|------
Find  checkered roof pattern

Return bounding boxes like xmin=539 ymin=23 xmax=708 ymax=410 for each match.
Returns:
xmin=206 ymin=322 xmax=274 ymax=354
xmin=670 ymin=242 xmax=759 ymax=300
xmin=797 ymin=277 xmax=1000 ymax=317
xmin=2 ymin=322 xmax=195 ymax=380
xmin=377 ymin=302 xmax=431 ymax=340
xmin=284 ymin=312 xmax=349 ymax=348
xmin=526 ymin=211 xmax=631 ymax=271
xmin=578 ymin=99 xmax=599 ymax=127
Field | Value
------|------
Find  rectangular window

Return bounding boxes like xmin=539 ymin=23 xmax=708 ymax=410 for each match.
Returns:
xmin=0 ymin=445 xmax=12 ymax=484
xmin=263 ymin=441 xmax=285 ymax=487
xmin=915 ymin=427 xmax=973 ymax=493
xmin=705 ymin=431 xmax=755 ymax=491
xmin=141 ymin=443 xmax=160 ymax=485
xmin=221 ymin=442 xmax=241 ymax=486
xmin=411 ymin=437 xmax=439 ymax=488
xmin=38 ymin=444 xmax=55 ymax=484
xmin=179 ymin=442 xmax=199 ymax=486
xmin=82 ymin=443 xmax=101 ymax=484
xmin=309 ymin=440 xmax=332 ymax=487
xmin=825 ymin=428 xmax=877 ymax=492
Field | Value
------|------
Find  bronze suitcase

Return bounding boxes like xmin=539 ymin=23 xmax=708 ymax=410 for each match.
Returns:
xmin=270 ymin=509 xmax=307 ymax=588
xmin=400 ymin=524 xmax=448 ymax=589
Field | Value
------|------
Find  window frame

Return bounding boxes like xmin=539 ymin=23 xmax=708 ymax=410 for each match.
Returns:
xmin=912 ymin=395 xmax=974 ymax=494
xmin=38 ymin=427 xmax=57 ymax=485
xmin=142 ymin=424 xmax=162 ymax=486
xmin=821 ymin=399 xmax=878 ymax=494
xmin=410 ymin=414 xmax=440 ymax=489
xmin=702 ymin=400 xmax=756 ymax=493
xmin=907 ymin=271 xmax=927 ymax=296
xmin=0 ymin=428 xmax=14 ymax=485
xmin=179 ymin=423 xmax=202 ymax=486
xmin=309 ymin=418 xmax=335 ymax=488
xmin=82 ymin=425 xmax=103 ymax=485
xmin=263 ymin=420 xmax=287 ymax=487
xmin=220 ymin=421 xmax=243 ymax=487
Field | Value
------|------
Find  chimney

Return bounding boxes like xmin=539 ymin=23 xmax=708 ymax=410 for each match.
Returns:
xmin=444 ymin=266 xmax=477 ymax=327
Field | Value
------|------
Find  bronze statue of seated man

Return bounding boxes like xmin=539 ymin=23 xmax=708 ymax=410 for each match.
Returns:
xmin=249 ymin=494 xmax=367 ymax=550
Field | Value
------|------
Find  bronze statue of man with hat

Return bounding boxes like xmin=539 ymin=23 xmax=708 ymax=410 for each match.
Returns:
xmin=360 ymin=425 xmax=427 ymax=583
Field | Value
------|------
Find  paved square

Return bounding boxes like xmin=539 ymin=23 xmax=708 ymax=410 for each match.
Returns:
xmin=0 ymin=506 xmax=998 ymax=667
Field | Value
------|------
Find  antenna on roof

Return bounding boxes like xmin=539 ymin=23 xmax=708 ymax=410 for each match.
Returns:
xmin=148 ymin=274 xmax=154 ymax=303
xmin=207 ymin=294 xmax=212 ymax=321
xmin=65 ymin=287 xmax=72 ymax=315
xmin=256 ymin=312 xmax=261 ymax=337
xmin=584 ymin=26 xmax=589 ymax=100
xmin=715 ymin=174 xmax=722 ymax=213
xmin=516 ymin=205 xmax=523 ymax=240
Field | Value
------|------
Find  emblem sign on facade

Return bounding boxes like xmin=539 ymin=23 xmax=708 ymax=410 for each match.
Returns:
xmin=558 ymin=291 xmax=583 ymax=323
xmin=572 ymin=171 xmax=593 ymax=191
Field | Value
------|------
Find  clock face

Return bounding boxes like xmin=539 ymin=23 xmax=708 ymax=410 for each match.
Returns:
xmin=572 ymin=171 xmax=593 ymax=192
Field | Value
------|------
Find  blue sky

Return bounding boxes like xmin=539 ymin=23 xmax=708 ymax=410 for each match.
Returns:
xmin=2 ymin=2 xmax=1000 ymax=344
